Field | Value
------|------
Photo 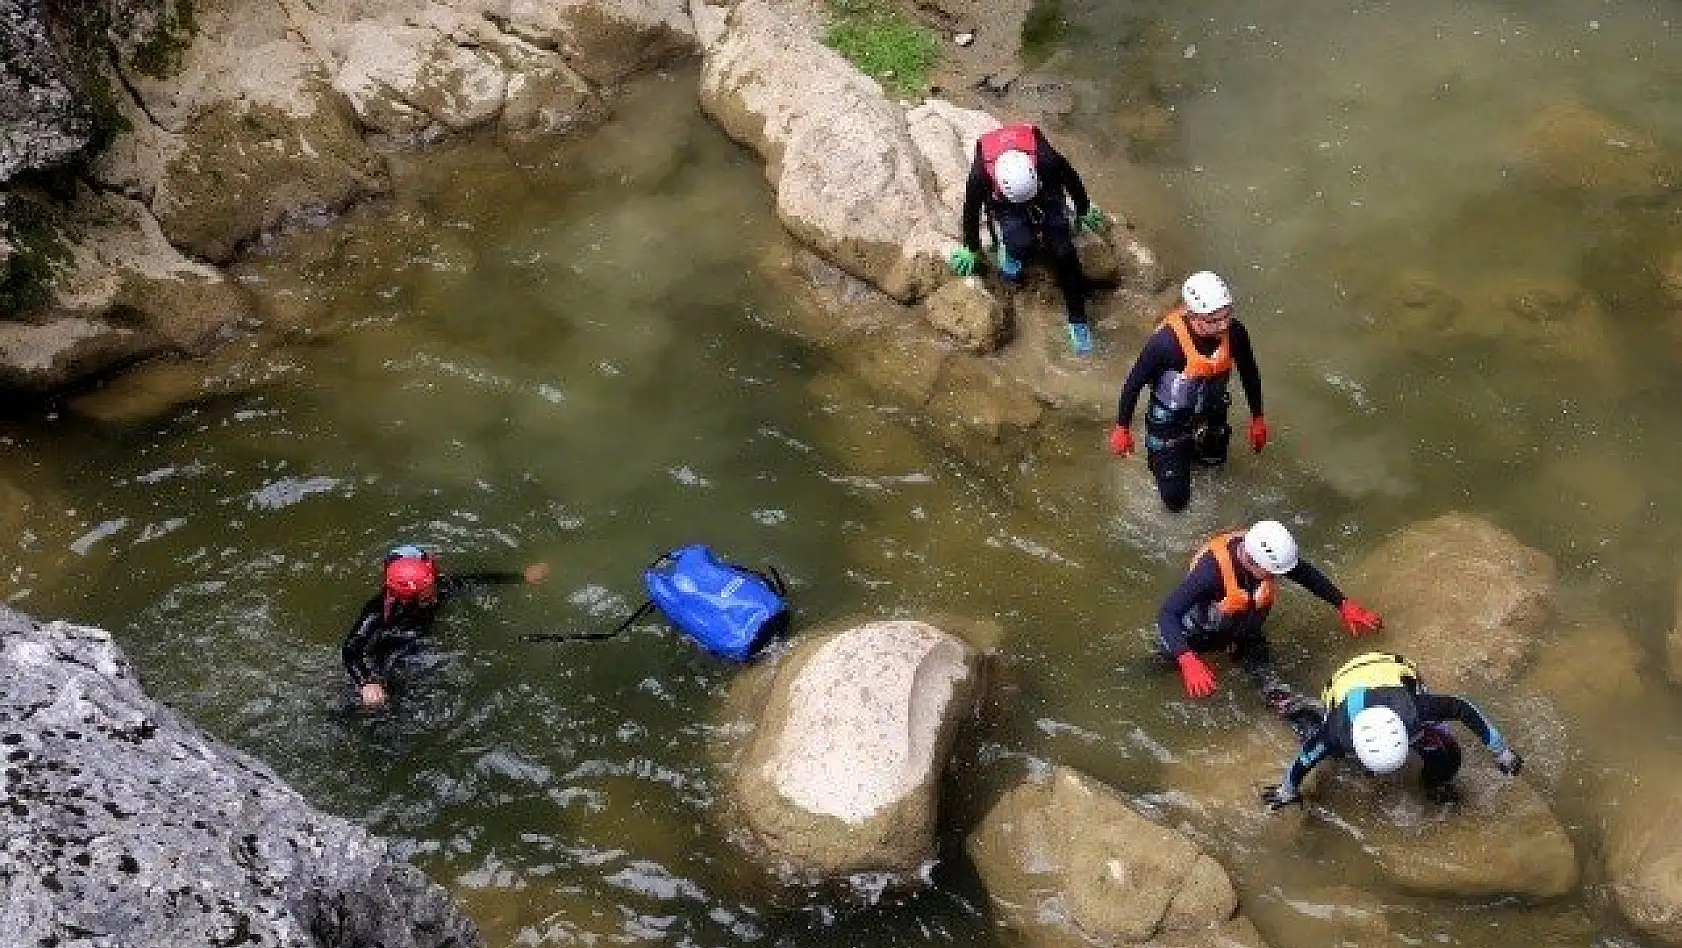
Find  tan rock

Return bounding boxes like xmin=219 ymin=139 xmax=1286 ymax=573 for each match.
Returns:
xmin=493 ymin=0 xmax=697 ymax=84
xmin=50 ymin=190 xmax=253 ymax=353
xmin=329 ymin=21 xmax=509 ymax=136
xmin=966 ymin=766 xmax=1262 ymax=948
xmin=700 ymin=0 xmax=979 ymax=303
xmin=151 ymin=83 xmax=388 ymax=263
xmin=1349 ymin=513 xmax=1555 ymax=691
xmin=1514 ymin=100 xmax=1675 ymax=200
xmin=726 ymin=619 xmax=980 ymax=883
xmin=922 ymin=277 xmax=1006 ymax=352
xmin=0 ymin=318 xmax=153 ymax=392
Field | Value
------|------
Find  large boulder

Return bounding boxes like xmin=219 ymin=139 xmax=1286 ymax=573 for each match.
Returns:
xmin=966 ymin=766 xmax=1267 ymax=948
xmin=1348 ymin=513 xmax=1556 ymax=691
xmin=725 ymin=619 xmax=980 ymax=884
xmin=699 ymin=0 xmax=970 ymax=303
xmin=1597 ymin=753 xmax=1682 ymax=946
xmin=1306 ymin=764 xmax=1577 ymax=900
xmin=0 ymin=607 xmax=484 ymax=948
xmin=1159 ymin=718 xmax=1575 ymax=903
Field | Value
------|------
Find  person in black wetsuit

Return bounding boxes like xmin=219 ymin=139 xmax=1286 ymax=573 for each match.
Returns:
xmin=1260 ymin=651 xmax=1524 ymax=809
xmin=950 ymin=123 xmax=1107 ymax=355
xmin=1159 ymin=521 xmax=1382 ymax=734
xmin=343 ymin=545 xmax=549 ymax=710
xmin=1108 ymin=270 xmax=1265 ymax=512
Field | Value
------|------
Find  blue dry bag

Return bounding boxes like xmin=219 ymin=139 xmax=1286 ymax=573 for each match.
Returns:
xmin=639 ymin=545 xmax=789 ymax=662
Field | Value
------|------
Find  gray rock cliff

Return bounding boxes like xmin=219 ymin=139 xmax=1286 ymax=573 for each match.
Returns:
xmin=0 ymin=605 xmax=485 ymax=948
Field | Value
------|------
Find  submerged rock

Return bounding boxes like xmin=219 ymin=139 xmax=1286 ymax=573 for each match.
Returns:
xmin=725 ymin=619 xmax=980 ymax=886
xmin=966 ymin=766 xmax=1267 ymax=948
xmin=0 ymin=606 xmax=485 ymax=948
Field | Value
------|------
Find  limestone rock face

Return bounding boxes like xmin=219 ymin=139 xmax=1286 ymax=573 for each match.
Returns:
xmin=494 ymin=0 xmax=698 ymax=84
xmin=966 ymin=766 xmax=1266 ymax=948
xmin=1349 ymin=513 xmax=1556 ymax=691
xmin=0 ymin=0 xmax=92 ymax=180
xmin=0 ymin=606 xmax=485 ymax=948
xmin=727 ymin=619 xmax=980 ymax=883
xmin=699 ymin=0 xmax=981 ymax=304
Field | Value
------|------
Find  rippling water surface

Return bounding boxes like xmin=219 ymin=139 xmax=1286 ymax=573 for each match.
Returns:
xmin=4 ymin=3 xmax=1682 ymax=944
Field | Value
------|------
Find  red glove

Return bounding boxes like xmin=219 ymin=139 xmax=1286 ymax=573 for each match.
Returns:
xmin=1338 ymin=599 xmax=1383 ymax=637
xmin=1176 ymin=652 xmax=1217 ymax=698
xmin=1248 ymin=415 xmax=1269 ymax=452
xmin=1108 ymin=424 xmax=1135 ymax=457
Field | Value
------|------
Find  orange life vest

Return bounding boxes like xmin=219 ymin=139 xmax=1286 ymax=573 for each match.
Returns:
xmin=1162 ymin=305 xmax=1234 ymax=380
xmin=978 ymin=123 xmax=1040 ymax=199
xmin=1189 ymin=530 xmax=1274 ymax=623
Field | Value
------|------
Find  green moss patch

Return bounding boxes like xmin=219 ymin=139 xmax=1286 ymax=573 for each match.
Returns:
xmin=0 ymin=193 xmax=73 ymax=318
xmin=822 ymin=0 xmax=938 ymax=99
xmin=131 ymin=0 xmax=198 ymax=80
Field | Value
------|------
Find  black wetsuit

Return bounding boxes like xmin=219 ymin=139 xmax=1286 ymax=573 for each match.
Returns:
xmin=1281 ymin=672 xmax=1508 ymax=794
xmin=1115 ymin=320 xmax=1263 ymax=511
xmin=341 ymin=571 xmax=522 ymax=689
xmin=960 ymin=126 xmax=1092 ymax=326
xmin=1158 ymin=536 xmax=1345 ymax=726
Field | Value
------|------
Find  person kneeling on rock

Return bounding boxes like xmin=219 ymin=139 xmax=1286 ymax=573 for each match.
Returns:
xmin=344 ymin=545 xmax=549 ymax=710
xmin=948 ymin=122 xmax=1106 ymax=356
xmin=1261 ymin=651 xmax=1524 ymax=810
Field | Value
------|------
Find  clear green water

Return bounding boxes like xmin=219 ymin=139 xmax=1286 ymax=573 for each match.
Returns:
xmin=2 ymin=3 xmax=1680 ymax=943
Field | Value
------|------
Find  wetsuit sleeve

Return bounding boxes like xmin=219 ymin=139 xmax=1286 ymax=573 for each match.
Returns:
xmin=1116 ymin=329 xmax=1178 ymax=426
xmin=341 ymin=596 xmax=386 ymax=686
xmin=1157 ymin=557 xmax=1222 ymax=657
xmin=1035 ymin=127 xmax=1090 ymax=217
xmin=1230 ymin=320 xmax=1264 ymax=417
xmin=961 ymin=149 xmax=989 ymax=253
xmin=438 ymin=571 xmax=525 ymax=600
xmin=1283 ymin=558 xmax=1346 ymax=607
xmin=1281 ymin=720 xmax=1335 ymax=791
xmin=1418 ymin=693 xmax=1506 ymax=750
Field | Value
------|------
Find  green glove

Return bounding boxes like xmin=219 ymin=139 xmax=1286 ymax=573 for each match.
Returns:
xmin=948 ymin=247 xmax=978 ymax=277
xmin=1078 ymin=204 xmax=1105 ymax=233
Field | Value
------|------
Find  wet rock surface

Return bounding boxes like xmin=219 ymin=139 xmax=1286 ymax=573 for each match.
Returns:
xmin=724 ymin=619 xmax=980 ymax=885
xmin=967 ymin=766 xmax=1267 ymax=948
xmin=0 ymin=606 xmax=485 ymax=948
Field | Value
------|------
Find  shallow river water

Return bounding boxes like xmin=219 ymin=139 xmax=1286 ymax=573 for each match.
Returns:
xmin=4 ymin=2 xmax=1682 ymax=946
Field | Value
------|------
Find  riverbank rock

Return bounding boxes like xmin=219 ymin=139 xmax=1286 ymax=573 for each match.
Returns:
xmin=726 ymin=619 xmax=980 ymax=885
xmin=491 ymin=0 xmax=699 ymax=85
xmin=966 ymin=766 xmax=1267 ymax=948
xmin=0 ymin=0 xmax=91 ymax=179
xmin=700 ymin=0 xmax=960 ymax=304
xmin=1348 ymin=513 xmax=1556 ymax=691
xmin=0 ymin=606 xmax=485 ymax=948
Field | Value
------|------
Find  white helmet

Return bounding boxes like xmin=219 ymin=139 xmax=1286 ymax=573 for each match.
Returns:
xmin=1351 ymin=706 xmax=1411 ymax=774
xmin=1181 ymin=270 xmax=1234 ymax=315
xmin=994 ymin=150 xmax=1040 ymax=203
xmin=1242 ymin=520 xmax=1299 ymax=575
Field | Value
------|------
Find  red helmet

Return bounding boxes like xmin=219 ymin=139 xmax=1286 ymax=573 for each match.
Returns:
xmin=383 ymin=553 xmax=439 ymax=605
